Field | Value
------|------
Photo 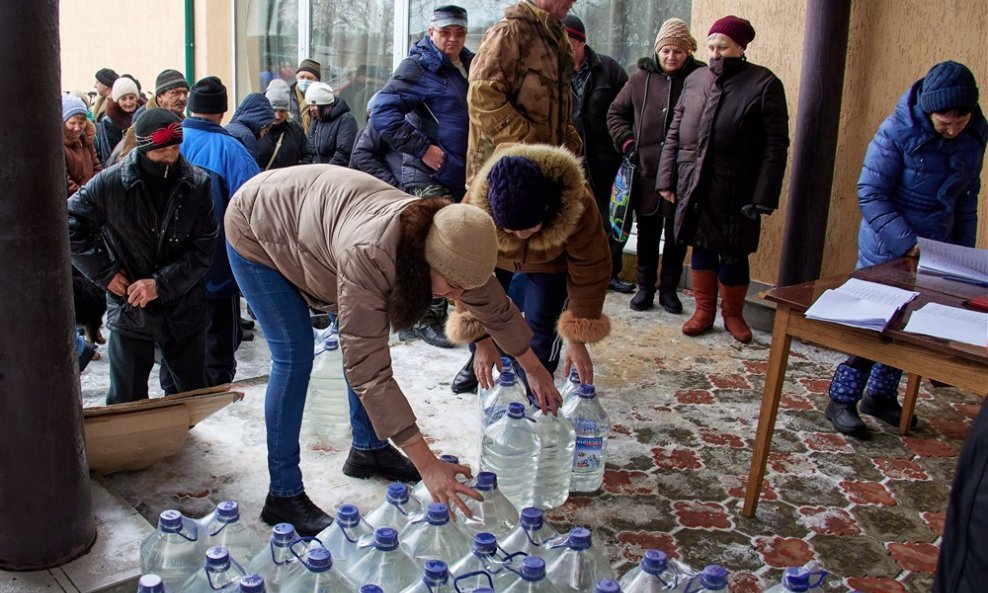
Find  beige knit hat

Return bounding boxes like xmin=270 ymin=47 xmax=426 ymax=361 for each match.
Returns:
xmin=424 ymin=204 xmax=498 ymax=290
xmin=654 ymin=18 xmax=697 ymax=54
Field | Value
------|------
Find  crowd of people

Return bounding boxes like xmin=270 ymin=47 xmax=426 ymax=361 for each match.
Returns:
xmin=62 ymin=1 xmax=984 ymax=587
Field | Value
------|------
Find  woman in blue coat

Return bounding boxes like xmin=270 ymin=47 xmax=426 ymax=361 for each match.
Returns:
xmin=827 ymin=61 xmax=987 ymax=437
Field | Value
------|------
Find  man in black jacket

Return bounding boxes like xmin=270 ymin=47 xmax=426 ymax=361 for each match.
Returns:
xmin=563 ymin=15 xmax=634 ymax=294
xmin=68 ymin=109 xmax=218 ymax=405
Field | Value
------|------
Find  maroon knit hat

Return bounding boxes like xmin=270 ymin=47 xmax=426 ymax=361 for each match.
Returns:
xmin=708 ymin=15 xmax=755 ymax=49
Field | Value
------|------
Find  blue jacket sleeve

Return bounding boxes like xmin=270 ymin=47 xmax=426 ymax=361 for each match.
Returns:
xmin=857 ymin=118 xmax=915 ymax=257
xmin=370 ymin=58 xmax=432 ymax=159
xmin=954 ymin=173 xmax=980 ymax=247
xmin=224 ymin=145 xmax=262 ymax=196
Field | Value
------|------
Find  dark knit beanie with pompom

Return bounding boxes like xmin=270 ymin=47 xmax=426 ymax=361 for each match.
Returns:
xmin=486 ymin=156 xmax=557 ymax=230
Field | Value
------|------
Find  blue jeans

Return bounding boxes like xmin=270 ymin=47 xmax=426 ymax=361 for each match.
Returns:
xmin=227 ymin=245 xmax=386 ymax=497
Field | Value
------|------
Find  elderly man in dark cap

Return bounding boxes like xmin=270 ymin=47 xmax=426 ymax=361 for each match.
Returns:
xmin=113 ymin=69 xmax=191 ymax=164
xmin=92 ymin=67 xmax=119 ymax=122
xmin=68 ymin=109 xmax=218 ymax=404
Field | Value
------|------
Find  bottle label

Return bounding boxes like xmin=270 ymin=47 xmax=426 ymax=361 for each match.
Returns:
xmin=571 ymin=419 xmax=598 ymax=433
xmin=573 ymin=436 xmax=603 ymax=473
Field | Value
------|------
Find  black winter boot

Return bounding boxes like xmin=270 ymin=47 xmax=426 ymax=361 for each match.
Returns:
xmin=342 ymin=444 xmax=421 ymax=482
xmin=415 ymin=298 xmax=453 ymax=348
xmin=260 ymin=492 xmax=333 ymax=536
xmin=826 ymin=363 xmax=869 ymax=437
xmin=630 ymin=288 xmax=655 ymax=311
xmin=451 ymin=352 xmax=478 ymax=394
xmin=860 ymin=363 xmax=917 ymax=428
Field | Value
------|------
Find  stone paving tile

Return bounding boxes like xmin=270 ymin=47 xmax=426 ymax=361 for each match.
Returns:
xmin=853 ymin=505 xmax=935 ymax=543
xmin=885 ymin=480 xmax=950 ymax=512
xmin=753 ymin=535 xmax=816 ymax=568
xmin=775 ymin=475 xmax=849 ymax=507
xmin=698 ymin=444 xmax=754 ymax=474
xmin=920 ymin=457 xmax=964 ymax=485
xmin=814 ymin=453 xmax=886 ymax=482
xmin=674 ymin=528 xmax=762 ymax=573
xmin=721 ymin=475 xmax=779 ymax=503
xmin=850 ymin=432 xmax=915 ymax=458
xmin=873 ymin=458 xmax=929 ymax=481
xmin=673 ymin=500 xmax=734 ymax=530
xmin=901 ymin=436 xmax=958 ymax=458
xmin=900 ymin=571 xmax=936 ymax=593
xmin=728 ymin=500 xmax=810 ymax=539
xmin=927 ymin=417 xmax=971 ymax=439
xmin=845 ymin=576 xmax=909 ymax=593
xmin=654 ymin=470 xmax=729 ymax=502
xmin=920 ymin=511 xmax=946 ymax=537
xmin=812 ymin=535 xmax=901 ymax=578
xmin=798 ymin=506 xmax=862 ymax=536
xmin=840 ymin=480 xmax=897 ymax=505
xmin=887 ymin=541 xmax=940 ymax=573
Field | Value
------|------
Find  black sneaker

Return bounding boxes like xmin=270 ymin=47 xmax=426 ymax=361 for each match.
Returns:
xmin=608 ymin=278 xmax=635 ymax=294
xmin=259 ymin=492 xmax=332 ymax=536
xmin=825 ymin=400 xmax=868 ymax=438
xmin=342 ymin=444 xmax=421 ymax=482
xmin=451 ymin=354 xmax=478 ymax=394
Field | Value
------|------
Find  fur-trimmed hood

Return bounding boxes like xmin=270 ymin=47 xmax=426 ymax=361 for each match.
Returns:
xmin=64 ymin=118 xmax=97 ymax=148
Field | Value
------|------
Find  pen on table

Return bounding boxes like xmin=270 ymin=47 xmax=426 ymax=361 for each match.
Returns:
xmin=941 ymin=274 xmax=988 ymax=288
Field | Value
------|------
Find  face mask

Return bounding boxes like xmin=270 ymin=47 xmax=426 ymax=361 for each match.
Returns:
xmin=297 ymin=79 xmax=312 ymax=93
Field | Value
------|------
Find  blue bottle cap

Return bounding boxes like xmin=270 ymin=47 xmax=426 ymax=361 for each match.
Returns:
xmin=324 ymin=335 xmax=339 ymax=350
xmin=306 ymin=546 xmax=332 ymax=572
xmin=216 ymin=500 xmax=240 ymax=523
xmin=361 ymin=587 xmax=384 ymax=593
xmin=271 ymin=523 xmax=298 ymax=545
xmin=507 ymin=402 xmax=526 ymax=418
xmin=474 ymin=472 xmax=497 ymax=491
xmin=519 ymin=507 xmax=544 ymax=529
xmin=336 ymin=503 xmax=361 ymax=527
xmin=499 ymin=371 xmax=516 ymax=386
xmin=158 ymin=509 xmax=183 ymax=532
xmin=500 ymin=356 xmax=513 ymax=369
xmin=239 ymin=574 xmax=265 ymax=593
xmin=641 ymin=549 xmax=669 ymax=575
xmin=426 ymin=503 xmax=450 ymax=525
xmin=206 ymin=546 xmax=231 ymax=569
xmin=519 ymin=556 xmax=546 ymax=581
xmin=576 ymin=384 xmax=596 ymax=398
xmin=595 ymin=579 xmax=621 ymax=593
xmin=472 ymin=532 xmax=497 ymax=555
xmin=568 ymin=368 xmax=580 ymax=382
xmin=374 ymin=527 xmax=399 ymax=551
xmin=137 ymin=575 xmax=165 ymax=593
xmin=423 ymin=559 xmax=448 ymax=582
xmin=782 ymin=567 xmax=810 ymax=592
xmin=701 ymin=565 xmax=728 ymax=589
xmin=566 ymin=527 xmax=592 ymax=551
xmin=386 ymin=483 xmax=410 ymax=503
xmin=439 ymin=454 xmax=460 ymax=464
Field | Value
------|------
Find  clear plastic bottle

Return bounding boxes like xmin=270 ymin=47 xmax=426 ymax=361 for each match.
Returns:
xmin=545 ymin=528 xmax=615 ymax=593
xmin=681 ymin=566 xmax=728 ymax=593
xmin=618 ymin=549 xmax=689 ymax=593
xmin=479 ymin=357 xmax=516 ymax=403
xmin=456 ymin=472 xmax=519 ymax=537
xmin=140 ymin=509 xmax=201 ymax=591
xmin=762 ymin=566 xmax=827 ymax=593
xmin=502 ymin=556 xmax=563 ymax=593
xmin=449 ymin=532 xmax=516 ymax=592
xmin=280 ymin=545 xmax=357 ymax=592
xmin=246 ymin=523 xmax=307 ymax=593
xmin=558 ymin=369 xmax=582 ymax=405
xmin=365 ymin=483 xmax=422 ymax=532
xmin=180 ymin=546 xmax=247 ymax=593
xmin=303 ymin=330 xmax=350 ymax=441
xmin=315 ymin=504 xmax=374 ymax=581
xmin=499 ymin=507 xmax=561 ymax=563
xmin=198 ymin=501 xmax=263 ymax=568
xmin=399 ymin=503 xmax=474 ymax=567
xmin=238 ymin=575 xmax=266 ymax=593
xmin=530 ymin=406 xmax=576 ymax=509
xmin=561 ymin=385 xmax=610 ymax=492
xmin=136 ymin=574 xmax=173 ymax=593
xmin=347 ymin=528 xmax=420 ymax=592
xmin=596 ymin=580 xmax=622 ymax=593
xmin=398 ymin=559 xmax=452 ymax=593
xmin=481 ymin=372 xmax=530 ymax=426
xmin=412 ymin=455 xmax=465 ymax=507
xmin=480 ymin=402 xmax=541 ymax=509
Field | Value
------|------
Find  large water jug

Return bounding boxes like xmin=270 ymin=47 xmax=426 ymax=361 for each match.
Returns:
xmin=347 ymin=528 xmax=420 ymax=592
xmin=245 ymin=523 xmax=307 ymax=593
xmin=412 ymin=455 xmax=466 ymax=507
xmin=238 ymin=575 xmax=266 ymax=593
xmin=545 ymin=528 xmax=615 ymax=593
xmin=140 ymin=509 xmax=201 ymax=591
xmin=398 ymin=559 xmax=453 ymax=593
xmin=618 ymin=549 xmax=688 ymax=593
xmin=136 ymin=575 xmax=173 ymax=593
xmin=502 ymin=557 xmax=562 ymax=593
xmin=479 ymin=357 xmax=515 ymax=403
xmin=481 ymin=372 xmax=530 ymax=426
xmin=480 ymin=402 xmax=541 ymax=509
xmin=399 ymin=503 xmax=473 ymax=566
xmin=561 ymin=385 xmax=610 ymax=492
xmin=499 ymin=508 xmax=561 ymax=563
xmin=280 ymin=545 xmax=357 ymax=592
xmin=303 ymin=329 xmax=350 ymax=440
xmin=558 ymin=369 xmax=582 ymax=405
xmin=456 ymin=472 xmax=518 ymax=537
xmin=198 ymin=501 xmax=263 ymax=567
xmin=530 ymin=406 xmax=576 ymax=509
xmin=762 ymin=566 xmax=827 ymax=593
xmin=315 ymin=504 xmax=374 ymax=580
xmin=180 ymin=547 xmax=247 ymax=593
xmin=365 ymin=483 xmax=422 ymax=532
xmin=449 ymin=532 xmax=515 ymax=592
xmin=681 ymin=566 xmax=728 ymax=593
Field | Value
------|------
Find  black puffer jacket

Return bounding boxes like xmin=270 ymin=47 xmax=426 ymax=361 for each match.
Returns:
xmin=67 ymin=151 xmax=218 ymax=342
xmin=256 ymin=119 xmax=314 ymax=169
xmin=309 ymin=98 xmax=359 ymax=165
xmin=572 ymin=46 xmax=627 ymax=207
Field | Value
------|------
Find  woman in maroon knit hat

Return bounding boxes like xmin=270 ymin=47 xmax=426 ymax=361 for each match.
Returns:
xmin=656 ymin=15 xmax=790 ymax=343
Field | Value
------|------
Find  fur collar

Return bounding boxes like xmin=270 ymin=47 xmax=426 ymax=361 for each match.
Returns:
xmin=465 ymin=144 xmax=587 ymax=254
xmin=389 ymin=197 xmax=451 ymax=330
xmin=104 ymin=97 xmax=135 ymax=131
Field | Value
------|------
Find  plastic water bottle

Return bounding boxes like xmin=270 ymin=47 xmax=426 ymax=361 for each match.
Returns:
xmin=412 ymin=455 xmax=466 ymax=507
xmin=364 ymin=483 xmax=422 ymax=532
xmin=347 ymin=528 xmax=420 ymax=592
xmin=280 ymin=545 xmax=357 ymax=592
xmin=561 ymin=385 xmax=610 ymax=492
xmin=315 ymin=504 xmax=374 ymax=580
xmin=479 ymin=357 xmax=516 ymax=401
xmin=502 ymin=557 xmax=562 ymax=593
xmin=499 ymin=507 xmax=561 ymax=563
xmin=140 ymin=509 xmax=201 ymax=591
xmin=763 ymin=566 xmax=827 ymax=593
xmin=198 ymin=501 xmax=263 ymax=567
xmin=246 ymin=523 xmax=307 ymax=593
xmin=530 ymin=406 xmax=576 ymax=509
xmin=558 ymin=369 xmax=581 ymax=405
xmin=482 ymin=372 xmax=530 ymax=426
xmin=480 ymin=402 xmax=541 ymax=509
xmin=136 ymin=575 xmax=173 ymax=593
xmin=361 ymin=587 xmax=384 ymax=593
xmin=238 ymin=575 xmax=267 ymax=593
xmin=449 ymin=532 xmax=515 ymax=592
xmin=303 ymin=329 xmax=350 ymax=440
xmin=545 ymin=528 xmax=615 ymax=593
xmin=681 ymin=566 xmax=728 ymax=593
xmin=456 ymin=472 xmax=519 ymax=537
xmin=398 ymin=559 xmax=452 ymax=593
xmin=618 ymin=549 xmax=688 ymax=593
xmin=596 ymin=581 xmax=622 ymax=593
xmin=180 ymin=547 xmax=247 ymax=593
xmin=399 ymin=503 xmax=473 ymax=566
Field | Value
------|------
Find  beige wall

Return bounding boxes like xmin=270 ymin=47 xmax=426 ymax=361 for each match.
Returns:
xmin=691 ymin=0 xmax=988 ymax=284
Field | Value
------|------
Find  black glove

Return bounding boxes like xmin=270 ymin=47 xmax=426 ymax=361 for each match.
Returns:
xmin=741 ymin=204 xmax=774 ymax=220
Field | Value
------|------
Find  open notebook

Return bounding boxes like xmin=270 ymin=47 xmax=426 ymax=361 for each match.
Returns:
xmin=903 ymin=302 xmax=988 ymax=347
xmin=805 ymin=278 xmax=919 ymax=331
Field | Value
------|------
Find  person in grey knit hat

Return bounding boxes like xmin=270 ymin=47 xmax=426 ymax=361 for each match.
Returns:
xmin=258 ymin=79 xmax=313 ymax=169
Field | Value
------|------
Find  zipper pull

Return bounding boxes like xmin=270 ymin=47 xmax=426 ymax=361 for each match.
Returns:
xmin=164 ymin=165 xmax=169 ymax=179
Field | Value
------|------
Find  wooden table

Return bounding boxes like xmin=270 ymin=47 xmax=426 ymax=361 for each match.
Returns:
xmin=742 ymin=258 xmax=987 ymax=517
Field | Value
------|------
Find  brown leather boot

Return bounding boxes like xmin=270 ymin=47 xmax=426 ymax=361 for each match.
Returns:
xmin=682 ymin=270 xmax=718 ymax=335
xmin=720 ymin=283 xmax=752 ymax=343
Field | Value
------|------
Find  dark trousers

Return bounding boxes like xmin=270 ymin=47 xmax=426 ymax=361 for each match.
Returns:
xmin=107 ymin=330 xmax=206 ymax=405
xmin=594 ymin=192 xmax=630 ymax=280
xmin=637 ymin=214 xmax=686 ymax=292
xmin=691 ymin=247 xmax=750 ymax=286
xmin=161 ymin=296 xmax=242 ymax=392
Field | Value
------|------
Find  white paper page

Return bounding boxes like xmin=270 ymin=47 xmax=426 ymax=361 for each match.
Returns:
xmin=838 ymin=278 xmax=919 ymax=308
xmin=918 ymin=238 xmax=988 ymax=284
xmin=805 ymin=289 xmax=900 ymax=331
xmin=903 ymin=302 xmax=988 ymax=347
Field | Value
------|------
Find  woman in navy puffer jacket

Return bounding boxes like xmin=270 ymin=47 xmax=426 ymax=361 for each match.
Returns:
xmin=827 ymin=60 xmax=987 ymax=439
